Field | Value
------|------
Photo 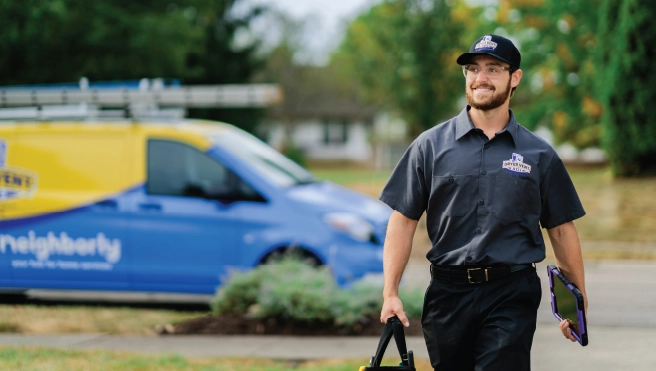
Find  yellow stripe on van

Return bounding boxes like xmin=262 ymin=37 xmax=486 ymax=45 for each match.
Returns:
xmin=0 ymin=121 xmax=219 ymax=220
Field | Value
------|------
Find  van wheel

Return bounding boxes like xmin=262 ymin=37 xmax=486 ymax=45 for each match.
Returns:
xmin=261 ymin=247 xmax=322 ymax=266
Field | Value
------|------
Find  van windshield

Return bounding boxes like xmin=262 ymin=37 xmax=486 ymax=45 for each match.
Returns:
xmin=209 ymin=130 xmax=316 ymax=187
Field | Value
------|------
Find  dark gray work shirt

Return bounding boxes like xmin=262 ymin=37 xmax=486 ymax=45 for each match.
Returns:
xmin=379 ymin=106 xmax=585 ymax=265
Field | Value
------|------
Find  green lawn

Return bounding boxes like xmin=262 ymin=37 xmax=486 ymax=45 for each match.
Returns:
xmin=0 ymin=305 xmax=205 ymax=335
xmin=566 ymin=166 xmax=656 ymax=243
xmin=0 ymin=346 xmax=433 ymax=371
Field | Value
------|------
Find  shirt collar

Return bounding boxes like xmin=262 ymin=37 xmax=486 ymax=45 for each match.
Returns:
xmin=455 ymin=106 xmax=519 ymax=145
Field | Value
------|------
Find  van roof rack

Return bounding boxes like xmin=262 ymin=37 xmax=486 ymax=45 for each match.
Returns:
xmin=0 ymin=104 xmax=186 ymax=121
xmin=0 ymin=78 xmax=282 ymax=121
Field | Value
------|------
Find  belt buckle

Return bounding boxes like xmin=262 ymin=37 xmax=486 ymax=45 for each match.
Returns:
xmin=467 ymin=267 xmax=489 ymax=284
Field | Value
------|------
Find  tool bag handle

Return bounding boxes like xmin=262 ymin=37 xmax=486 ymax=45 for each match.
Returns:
xmin=369 ymin=316 xmax=412 ymax=367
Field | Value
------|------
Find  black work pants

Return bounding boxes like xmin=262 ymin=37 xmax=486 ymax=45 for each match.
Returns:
xmin=421 ymin=266 xmax=542 ymax=371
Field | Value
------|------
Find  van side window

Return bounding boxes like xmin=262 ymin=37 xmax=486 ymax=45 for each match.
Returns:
xmin=147 ymin=139 xmax=263 ymax=202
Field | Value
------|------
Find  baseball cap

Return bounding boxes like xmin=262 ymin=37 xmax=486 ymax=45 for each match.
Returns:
xmin=457 ymin=34 xmax=521 ymax=69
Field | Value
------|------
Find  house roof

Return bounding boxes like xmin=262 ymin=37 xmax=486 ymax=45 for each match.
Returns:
xmin=256 ymin=54 xmax=378 ymax=122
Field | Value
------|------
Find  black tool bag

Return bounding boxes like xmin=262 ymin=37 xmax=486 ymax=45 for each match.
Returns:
xmin=359 ymin=316 xmax=416 ymax=370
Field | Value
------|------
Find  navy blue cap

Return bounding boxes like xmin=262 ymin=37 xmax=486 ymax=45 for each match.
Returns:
xmin=457 ymin=34 xmax=521 ymax=68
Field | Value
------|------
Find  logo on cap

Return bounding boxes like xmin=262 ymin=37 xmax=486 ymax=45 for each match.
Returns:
xmin=475 ymin=35 xmax=497 ymax=51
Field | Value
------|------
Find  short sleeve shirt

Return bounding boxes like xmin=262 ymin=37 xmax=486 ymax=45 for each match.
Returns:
xmin=379 ymin=106 xmax=585 ymax=265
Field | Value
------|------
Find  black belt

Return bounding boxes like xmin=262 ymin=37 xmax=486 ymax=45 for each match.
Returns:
xmin=430 ymin=264 xmax=532 ymax=284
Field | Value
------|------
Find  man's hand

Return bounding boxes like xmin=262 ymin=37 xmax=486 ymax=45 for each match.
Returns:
xmin=380 ymin=295 xmax=410 ymax=327
xmin=559 ymin=319 xmax=578 ymax=342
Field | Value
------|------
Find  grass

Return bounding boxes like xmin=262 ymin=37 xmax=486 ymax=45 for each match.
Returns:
xmin=0 ymin=305 xmax=205 ymax=335
xmin=0 ymin=346 xmax=434 ymax=371
xmin=312 ymin=168 xmax=393 ymax=199
xmin=567 ymin=166 xmax=656 ymax=243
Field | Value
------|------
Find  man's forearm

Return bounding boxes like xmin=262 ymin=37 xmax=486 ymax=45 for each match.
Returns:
xmin=547 ymin=221 xmax=587 ymax=304
xmin=383 ymin=211 xmax=419 ymax=299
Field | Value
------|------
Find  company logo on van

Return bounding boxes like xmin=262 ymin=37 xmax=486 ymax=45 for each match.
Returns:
xmin=0 ymin=139 xmax=38 ymax=202
xmin=0 ymin=231 xmax=122 ymax=271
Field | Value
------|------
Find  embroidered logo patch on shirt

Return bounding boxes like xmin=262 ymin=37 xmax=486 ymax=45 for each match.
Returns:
xmin=502 ymin=153 xmax=531 ymax=174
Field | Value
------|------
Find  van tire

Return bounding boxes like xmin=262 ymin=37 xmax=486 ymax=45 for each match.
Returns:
xmin=260 ymin=247 xmax=322 ymax=266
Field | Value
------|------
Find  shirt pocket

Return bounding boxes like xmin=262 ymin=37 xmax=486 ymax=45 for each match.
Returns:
xmin=430 ymin=175 xmax=476 ymax=216
xmin=491 ymin=175 xmax=534 ymax=222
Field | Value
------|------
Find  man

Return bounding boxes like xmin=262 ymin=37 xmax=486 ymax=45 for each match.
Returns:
xmin=378 ymin=34 xmax=587 ymax=370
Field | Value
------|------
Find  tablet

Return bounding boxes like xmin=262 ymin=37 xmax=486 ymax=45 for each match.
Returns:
xmin=547 ymin=265 xmax=588 ymax=346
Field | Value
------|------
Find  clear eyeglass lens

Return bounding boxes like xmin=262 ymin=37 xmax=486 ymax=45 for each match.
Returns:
xmin=463 ymin=66 xmax=505 ymax=77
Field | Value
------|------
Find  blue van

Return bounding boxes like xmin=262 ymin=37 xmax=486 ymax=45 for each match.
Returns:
xmin=0 ymin=119 xmax=391 ymax=297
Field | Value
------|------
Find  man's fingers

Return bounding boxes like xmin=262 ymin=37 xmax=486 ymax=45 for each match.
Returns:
xmin=559 ymin=319 xmax=577 ymax=342
xmin=380 ymin=296 xmax=409 ymax=326
xmin=380 ymin=307 xmax=410 ymax=327
xmin=380 ymin=311 xmax=409 ymax=327
xmin=397 ymin=312 xmax=410 ymax=327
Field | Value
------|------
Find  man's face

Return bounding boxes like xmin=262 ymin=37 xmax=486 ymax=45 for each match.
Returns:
xmin=464 ymin=55 xmax=514 ymax=111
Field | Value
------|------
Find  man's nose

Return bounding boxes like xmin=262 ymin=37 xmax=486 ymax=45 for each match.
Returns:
xmin=474 ymin=71 xmax=491 ymax=82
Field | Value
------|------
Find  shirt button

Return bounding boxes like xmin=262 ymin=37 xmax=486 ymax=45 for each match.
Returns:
xmin=484 ymin=144 xmax=490 ymax=149
xmin=466 ymin=257 xmax=473 ymax=262
xmin=476 ymin=229 xmax=481 ymax=234
xmin=481 ymin=170 xmax=487 ymax=175
xmin=448 ymin=177 xmax=454 ymax=183
xmin=479 ymin=201 xmax=484 ymax=205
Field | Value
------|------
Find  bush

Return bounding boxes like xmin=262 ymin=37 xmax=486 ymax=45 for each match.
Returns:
xmin=281 ymin=142 xmax=307 ymax=168
xmin=211 ymin=258 xmax=425 ymax=327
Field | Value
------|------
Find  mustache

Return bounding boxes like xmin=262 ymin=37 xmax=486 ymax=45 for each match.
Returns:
xmin=471 ymin=83 xmax=495 ymax=90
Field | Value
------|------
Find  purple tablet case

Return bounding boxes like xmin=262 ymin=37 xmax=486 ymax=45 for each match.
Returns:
xmin=547 ymin=265 xmax=588 ymax=346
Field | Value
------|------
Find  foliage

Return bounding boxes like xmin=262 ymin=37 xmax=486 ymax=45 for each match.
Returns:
xmin=212 ymin=257 xmax=425 ymax=326
xmin=0 ymin=0 xmax=267 ymax=133
xmin=184 ymin=0 xmax=268 ymax=133
xmin=335 ymin=0 xmax=466 ymax=135
xmin=595 ymin=0 xmax=656 ymax=176
xmin=455 ymin=0 xmax=656 ymax=176
xmin=0 ymin=0 xmax=197 ymax=84
xmin=465 ymin=0 xmax=601 ymax=148
xmin=281 ymin=141 xmax=307 ymax=167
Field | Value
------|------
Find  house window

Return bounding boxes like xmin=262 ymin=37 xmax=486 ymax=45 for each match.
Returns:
xmin=322 ymin=119 xmax=349 ymax=145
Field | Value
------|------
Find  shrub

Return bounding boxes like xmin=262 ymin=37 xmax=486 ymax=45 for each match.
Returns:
xmin=281 ymin=142 xmax=306 ymax=168
xmin=211 ymin=257 xmax=425 ymax=327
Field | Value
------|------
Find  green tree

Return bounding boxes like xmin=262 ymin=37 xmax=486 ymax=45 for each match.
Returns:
xmin=184 ymin=0 xmax=268 ymax=133
xmin=335 ymin=0 xmax=465 ymax=135
xmin=596 ymin=0 xmax=656 ymax=176
xmin=474 ymin=0 xmax=602 ymax=148
xmin=0 ymin=0 xmax=203 ymax=83
xmin=0 ymin=0 xmax=267 ymax=133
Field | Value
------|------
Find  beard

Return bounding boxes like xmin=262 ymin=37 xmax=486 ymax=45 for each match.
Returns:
xmin=466 ymin=77 xmax=512 ymax=111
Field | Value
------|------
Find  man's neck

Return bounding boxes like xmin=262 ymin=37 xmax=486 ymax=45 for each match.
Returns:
xmin=468 ymin=104 xmax=510 ymax=140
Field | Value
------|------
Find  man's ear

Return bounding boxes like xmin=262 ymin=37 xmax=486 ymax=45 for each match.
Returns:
xmin=511 ymin=69 xmax=523 ymax=88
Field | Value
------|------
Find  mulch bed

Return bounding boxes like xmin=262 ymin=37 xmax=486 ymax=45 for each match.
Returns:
xmin=165 ymin=314 xmax=424 ymax=337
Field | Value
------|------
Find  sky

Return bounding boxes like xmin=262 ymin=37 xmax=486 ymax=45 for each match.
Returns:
xmin=235 ymin=0 xmax=383 ymax=65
